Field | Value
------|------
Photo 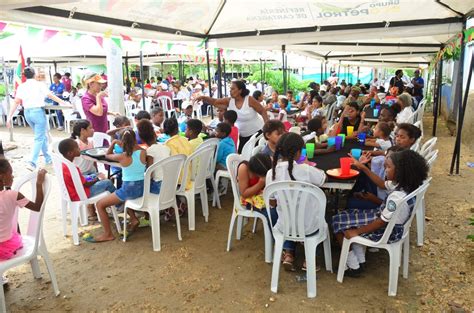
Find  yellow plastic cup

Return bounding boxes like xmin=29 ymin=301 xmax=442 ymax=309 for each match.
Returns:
xmin=347 ymin=126 xmax=354 ymax=137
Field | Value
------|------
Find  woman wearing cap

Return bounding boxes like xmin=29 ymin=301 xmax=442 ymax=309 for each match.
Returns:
xmin=6 ymin=67 xmax=69 ymax=169
xmin=81 ymin=73 xmax=111 ymax=134
xmin=197 ymin=80 xmax=268 ymax=153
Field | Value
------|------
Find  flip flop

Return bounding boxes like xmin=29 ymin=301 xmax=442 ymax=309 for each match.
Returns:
xmin=83 ymin=236 xmax=98 ymax=243
xmin=138 ymin=217 xmax=150 ymax=228
xmin=119 ymin=230 xmax=134 ymax=240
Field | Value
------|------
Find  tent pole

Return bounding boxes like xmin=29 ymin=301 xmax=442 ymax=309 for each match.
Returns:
xmin=324 ymin=61 xmax=327 ymax=82
xmin=53 ymin=61 xmax=57 ymax=73
xmin=337 ymin=63 xmax=340 ymax=80
xmin=286 ymin=55 xmax=289 ymax=91
xmin=1 ymin=58 xmax=13 ymax=141
xmin=282 ymin=45 xmax=287 ymax=94
xmin=320 ymin=62 xmax=323 ymax=84
xmin=450 ymin=21 xmax=467 ymax=175
xmin=357 ymin=66 xmax=360 ymax=83
xmin=217 ymin=49 xmax=223 ymax=98
xmin=205 ymin=41 xmax=214 ymax=119
xmin=223 ymin=58 xmax=227 ymax=97
xmin=259 ymin=58 xmax=263 ymax=92
xmin=263 ymin=59 xmax=266 ymax=91
xmin=432 ymin=56 xmax=443 ymax=136
xmin=139 ymin=51 xmax=146 ymax=111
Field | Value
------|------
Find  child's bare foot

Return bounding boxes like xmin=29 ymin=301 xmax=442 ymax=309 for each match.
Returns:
xmin=127 ymin=220 xmax=140 ymax=233
xmin=92 ymin=234 xmax=115 ymax=242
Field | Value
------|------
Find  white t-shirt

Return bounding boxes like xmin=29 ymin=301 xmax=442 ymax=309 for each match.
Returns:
xmin=266 ymin=161 xmax=326 ymax=235
xmin=146 ymin=143 xmax=171 ymax=181
xmin=228 ymin=95 xmax=264 ymax=137
xmin=75 ymin=138 xmax=96 ymax=174
xmin=397 ymin=107 xmax=414 ymax=124
xmin=15 ymin=79 xmax=51 ymax=109
xmin=278 ymin=108 xmax=288 ymax=122
xmin=375 ymin=138 xmax=393 ymax=151
xmin=381 ymin=190 xmax=411 ymax=225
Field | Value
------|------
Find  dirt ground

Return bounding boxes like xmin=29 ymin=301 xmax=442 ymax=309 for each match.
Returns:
xmin=0 ymin=116 xmax=472 ymax=312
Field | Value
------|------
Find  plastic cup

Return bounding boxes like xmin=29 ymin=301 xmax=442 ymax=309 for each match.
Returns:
xmin=373 ymin=109 xmax=379 ymax=117
xmin=338 ymin=134 xmax=346 ymax=146
xmin=298 ymin=148 xmax=307 ymax=164
xmin=370 ymin=98 xmax=375 ymax=108
xmin=328 ymin=137 xmax=336 ymax=147
xmin=340 ymin=157 xmax=352 ymax=175
xmin=335 ymin=136 xmax=343 ymax=150
xmin=351 ymin=148 xmax=362 ymax=160
xmin=346 ymin=126 xmax=354 ymax=137
xmin=376 ymin=105 xmax=381 ymax=111
xmin=306 ymin=143 xmax=315 ymax=159
xmin=358 ymin=132 xmax=367 ymax=145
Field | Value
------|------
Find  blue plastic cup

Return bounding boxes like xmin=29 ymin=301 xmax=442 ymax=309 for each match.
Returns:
xmin=370 ymin=98 xmax=375 ymax=108
xmin=335 ymin=136 xmax=343 ymax=150
xmin=358 ymin=133 xmax=367 ymax=145
xmin=328 ymin=137 xmax=336 ymax=147
xmin=351 ymin=148 xmax=362 ymax=160
xmin=373 ymin=109 xmax=379 ymax=117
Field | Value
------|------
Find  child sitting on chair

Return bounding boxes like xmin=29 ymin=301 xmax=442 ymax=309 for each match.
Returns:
xmin=364 ymin=122 xmax=394 ymax=155
xmin=215 ymin=122 xmax=236 ymax=171
xmin=185 ymin=119 xmax=204 ymax=152
xmin=302 ymin=117 xmax=335 ymax=155
xmin=58 ymin=139 xmax=116 ymax=220
xmin=332 ymin=150 xmax=428 ymax=277
xmin=71 ymin=119 xmax=97 ymax=175
xmin=0 ymin=160 xmax=46 ymax=260
xmin=261 ymin=120 xmax=285 ymax=158
xmin=224 ymin=110 xmax=239 ymax=148
xmin=151 ymin=107 xmax=165 ymax=134
xmin=266 ymin=133 xmax=327 ymax=271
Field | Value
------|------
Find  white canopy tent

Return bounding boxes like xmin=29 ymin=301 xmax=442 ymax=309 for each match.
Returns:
xmin=0 ymin=0 xmax=471 ymax=66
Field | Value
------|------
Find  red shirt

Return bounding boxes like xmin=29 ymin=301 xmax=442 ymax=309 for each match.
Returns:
xmin=62 ymin=163 xmax=90 ymax=201
xmin=229 ymin=126 xmax=239 ymax=149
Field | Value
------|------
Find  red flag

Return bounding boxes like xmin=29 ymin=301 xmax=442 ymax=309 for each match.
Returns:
xmin=14 ymin=46 xmax=26 ymax=94
xmin=120 ymin=33 xmax=132 ymax=41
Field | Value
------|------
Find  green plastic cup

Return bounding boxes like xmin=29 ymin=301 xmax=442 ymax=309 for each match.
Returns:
xmin=337 ymin=134 xmax=346 ymax=147
xmin=306 ymin=143 xmax=315 ymax=159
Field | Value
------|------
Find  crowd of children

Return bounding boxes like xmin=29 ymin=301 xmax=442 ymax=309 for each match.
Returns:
xmin=0 ymin=79 xmax=430 ymax=294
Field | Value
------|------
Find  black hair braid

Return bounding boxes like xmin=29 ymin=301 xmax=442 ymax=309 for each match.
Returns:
xmin=287 ymin=153 xmax=296 ymax=181
xmin=121 ymin=129 xmax=136 ymax=156
xmin=271 ymin=149 xmax=280 ymax=181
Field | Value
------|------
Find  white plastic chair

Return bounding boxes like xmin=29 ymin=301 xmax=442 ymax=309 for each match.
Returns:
xmin=413 ymin=120 xmax=422 ymax=129
xmin=419 ymin=137 xmax=437 ymax=159
xmin=264 ymin=181 xmax=333 ymax=298
xmin=0 ymin=172 xmax=59 ymax=311
xmin=63 ymin=109 xmax=80 ymax=133
xmin=410 ymin=136 xmax=422 ymax=153
xmin=288 ymin=126 xmax=301 ymax=134
xmin=337 ymin=178 xmax=432 ymax=296
xmin=241 ymin=133 xmax=262 ymax=161
xmin=92 ymin=132 xmax=110 ymax=148
xmin=124 ymin=100 xmax=136 ymax=119
xmin=414 ymin=100 xmax=426 ymax=133
xmin=123 ymin=155 xmax=186 ymax=251
xmin=258 ymin=136 xmax=266 ymax=147
xmin=157 ymin=96 xmax=175 ymax=118
xmin=177 ymin=145 xmax=215 ymax=230
xmin=196 ymin=139 xmax=220 ymax=209
xmin=251 ymin=145 xmax=264 ymax=156
xmin=50 ymin=153 xmax=121 ymax=245
xmin=415 ymin=152 xmax=437 ymax=247
xmin=226 ymin=154 xmax=273 ymax=263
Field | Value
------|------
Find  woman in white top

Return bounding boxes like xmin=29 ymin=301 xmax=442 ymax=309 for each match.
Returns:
xmin=197 ymin=80 xmax=268 ymax=153
xmin=7 ymin=67 xmax=68 ymax=169
xmin=396 ymin=93 xmax=414 ymax=124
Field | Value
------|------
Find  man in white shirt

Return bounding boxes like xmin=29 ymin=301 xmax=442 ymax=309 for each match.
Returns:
xmin=7 ymin=67 xmax=68 ymax=169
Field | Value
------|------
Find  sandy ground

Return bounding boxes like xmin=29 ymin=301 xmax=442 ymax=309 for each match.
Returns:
xmin=0 ymin=116 xmax=472 ymax=312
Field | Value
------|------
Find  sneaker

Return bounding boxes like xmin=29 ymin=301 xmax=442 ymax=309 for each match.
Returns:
xmin=57 ymin=126 xmax=64 ymax=131
xmin=344 ymin=267 xmax=363 ymax=278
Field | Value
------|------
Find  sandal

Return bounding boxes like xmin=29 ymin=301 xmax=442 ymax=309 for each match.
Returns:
xmin=302 ymin=261 xmax=321 ymax=272
xmin=282 ymin=252 xmax=295 ymax=272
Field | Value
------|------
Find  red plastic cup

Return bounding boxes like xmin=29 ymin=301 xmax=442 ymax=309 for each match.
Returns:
xmin=340 ymin=157 xmax=352 ymax=175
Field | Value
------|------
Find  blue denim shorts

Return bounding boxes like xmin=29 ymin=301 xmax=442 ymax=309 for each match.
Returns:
xmin=115 ymin=180 xmax=144 ymax=201
xmin=150 ymin=180 xmax=162 ymax=195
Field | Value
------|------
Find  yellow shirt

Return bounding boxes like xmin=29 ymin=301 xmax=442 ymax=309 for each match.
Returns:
xmin=165 ymin=135 xmax=193 ymax=189
xmin=189 ymin=137 xmax=204 ymax=152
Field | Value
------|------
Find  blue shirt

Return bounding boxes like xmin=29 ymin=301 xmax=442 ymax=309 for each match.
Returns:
xmin=48 ymin=82 xmax=65 ymax=105
xmin=413 ymin=77 xmax=424 ymax=97
xmin=216 ymin=137 xmax=236 ymax=168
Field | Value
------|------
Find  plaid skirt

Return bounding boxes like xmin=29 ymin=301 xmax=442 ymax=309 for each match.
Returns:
xmin=332 ymin=208 xmax=405 ymax=243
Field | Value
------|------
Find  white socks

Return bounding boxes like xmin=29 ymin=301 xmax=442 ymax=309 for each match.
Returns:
xmin=352 ymin=244 xmax=366 ymax=264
